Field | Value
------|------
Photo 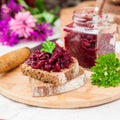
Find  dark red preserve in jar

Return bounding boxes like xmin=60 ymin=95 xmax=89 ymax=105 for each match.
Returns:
xmin=64 ymin=7 xmax=116 ymax=68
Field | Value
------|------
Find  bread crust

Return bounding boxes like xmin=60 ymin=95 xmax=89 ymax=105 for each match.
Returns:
xmin=30 ymin=67 xmax=86 ymax=97
xmin=21 ymin=57 xmax=79 ymax=85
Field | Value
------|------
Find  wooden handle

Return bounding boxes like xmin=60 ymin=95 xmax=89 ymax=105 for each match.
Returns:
xmin=95 ymin=0 xmax=106 ymax=15
xmin=0 ymin=47 xmax=31 ymax=74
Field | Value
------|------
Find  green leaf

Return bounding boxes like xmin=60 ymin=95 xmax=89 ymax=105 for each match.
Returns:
xmin=17 ymin=0 xmax=29 ymax=9
xmin=34 ymin=11 xmax=57 ymax=25
xmin=28 ymin=8 xmax=40 ymax=15
xmin=42 ymin=11 xmax=56 ymax=24
xmin=51 ymin=6 xmax=60 ymax=15
xmin=35 ymin=0 xmax=45 ymax=12
xmin=90 ymin=53 xmax=120 ymax=88
xmin=41 ymin=41 xmax=56 ymax=54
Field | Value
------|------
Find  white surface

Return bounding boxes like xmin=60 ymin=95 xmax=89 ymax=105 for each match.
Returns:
xmin=0 ymin=33 xmax=120 ymax=120
xmin=0 ymin=95 xmax=120 ymax=120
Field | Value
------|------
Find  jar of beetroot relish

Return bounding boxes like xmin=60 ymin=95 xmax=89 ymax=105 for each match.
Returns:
xmin=64 ymin=7 xmax=117 ymax=68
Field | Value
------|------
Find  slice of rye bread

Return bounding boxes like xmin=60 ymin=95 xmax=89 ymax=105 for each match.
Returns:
xmin=21 ymin=57 xmax=79 ymax=86
xmin=30 ymin=67 xmax=86 ymax=97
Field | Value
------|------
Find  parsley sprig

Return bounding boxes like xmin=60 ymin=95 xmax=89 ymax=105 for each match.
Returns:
xmin=91 ymin=54 xmax=120 ymax=87
xmin=41 ymin=40 xmax=56 ymax=54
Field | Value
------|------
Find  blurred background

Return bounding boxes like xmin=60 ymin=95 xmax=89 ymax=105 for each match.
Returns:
xmin=1 ymin=0 xmax=120 ymax=16
xmin=0 ymin=0 xmax=119 ymax=7
xmin=0 ymin=0 xmax=120 ymax=11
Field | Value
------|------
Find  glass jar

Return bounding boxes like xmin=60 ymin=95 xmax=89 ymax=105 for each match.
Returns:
xmin=64 ymin=7 xmax=117 ymax=68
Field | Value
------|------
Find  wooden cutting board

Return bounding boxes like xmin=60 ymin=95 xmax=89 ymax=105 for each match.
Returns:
xmin=0 ymin=54 xmax=120 ymax=108
xmin=0 ymin=1 xmax=120 ymax=108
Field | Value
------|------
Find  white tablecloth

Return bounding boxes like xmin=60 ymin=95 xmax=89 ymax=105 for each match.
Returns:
xmin=0 ymin=31 xmax=120 ymax=120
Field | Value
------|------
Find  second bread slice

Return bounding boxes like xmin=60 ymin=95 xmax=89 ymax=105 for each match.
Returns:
xmin=30 ymin=67 xmax=86 ymax=97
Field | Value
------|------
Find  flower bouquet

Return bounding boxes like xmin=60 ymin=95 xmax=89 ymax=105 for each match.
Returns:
xmin=0 ymin=0 xmax=57 ymax=46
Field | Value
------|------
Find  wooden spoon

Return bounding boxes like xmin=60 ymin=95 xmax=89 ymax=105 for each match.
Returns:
xmin=94 ymin=0 xmax=106 ymax=15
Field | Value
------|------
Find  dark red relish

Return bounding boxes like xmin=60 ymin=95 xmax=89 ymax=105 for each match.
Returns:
xmin=64 ymin=23 xmax=114 ymax=68
xmin=64 ymin=23 xmax=97 ymax=68
xmin=26 ymin=43 xmax=74 ymax=72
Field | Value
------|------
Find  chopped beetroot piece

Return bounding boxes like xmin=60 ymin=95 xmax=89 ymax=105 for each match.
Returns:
xmin=26 ymin=43 xmax=74 ymax=72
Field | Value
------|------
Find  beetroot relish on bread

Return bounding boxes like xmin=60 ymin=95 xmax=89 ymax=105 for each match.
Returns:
xmin=21 ymin=41 xmax=80 ymax=85
xmin=21 ymin=41 xmax=86 ymax=96
xmin=25 ymin=43 xmax=74 ymax=72
xmin=21 ymin=57 xmax=79 ymax=85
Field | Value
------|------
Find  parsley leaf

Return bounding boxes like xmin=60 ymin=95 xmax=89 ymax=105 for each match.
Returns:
xmin=91 ymin=53 xmax=120 ymax=87
xmin=41 ymin=40 xmax=56 ymax=54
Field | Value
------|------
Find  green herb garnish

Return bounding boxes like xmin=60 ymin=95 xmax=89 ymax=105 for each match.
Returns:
xmin=41 ymin=40 xmax=56 ymax=54
xmin=91 ymin=53 xmax=120 ymax=87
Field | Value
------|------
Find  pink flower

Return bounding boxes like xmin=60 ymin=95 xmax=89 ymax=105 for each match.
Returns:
xmin=9 ymin=11 xmax=37 ymax=38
